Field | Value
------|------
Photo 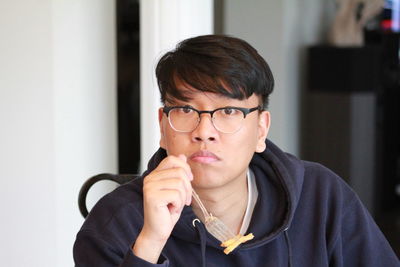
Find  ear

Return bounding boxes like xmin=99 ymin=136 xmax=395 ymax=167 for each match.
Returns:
xmin=255 ymin=111 xmax=270 ymax=152
xmin=158 ymin=107 xmax=166 ymax=149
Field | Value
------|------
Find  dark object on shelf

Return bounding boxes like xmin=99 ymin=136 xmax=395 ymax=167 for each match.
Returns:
xmin=78 ymin=173 xmax=138 ymax=218
xmin=308 ymin=45 xmax=382 ymax=93
xmin=303 ymin=34 xmax=400 ymax=216
xmin=378 ymin=33 xmax=400 ymax=212
xmin=302 ymin=90 xmax=377 ymax=213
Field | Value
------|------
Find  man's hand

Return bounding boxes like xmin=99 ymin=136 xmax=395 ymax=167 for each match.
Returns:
xmin=132 ymin=154 xmax=193 ymax=263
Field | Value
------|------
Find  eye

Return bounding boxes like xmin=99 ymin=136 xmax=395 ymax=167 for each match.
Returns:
xmin=222 ymin=108 xmax=237 ymax=115
xmin=178 ymin=106 xmax=193 ymax=114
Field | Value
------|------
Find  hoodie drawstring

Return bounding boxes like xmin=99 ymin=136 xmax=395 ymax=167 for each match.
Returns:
xmin=193 ymin=219 xmax=207 ymax=267
xmin=193 ymin=219 xmax=292 ymax=267
xmin=284 ymin=228 xmax=293 ymax=267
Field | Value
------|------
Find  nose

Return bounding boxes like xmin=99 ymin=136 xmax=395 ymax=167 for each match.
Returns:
xmin=191 ymin=113 xmax=218 ymax=142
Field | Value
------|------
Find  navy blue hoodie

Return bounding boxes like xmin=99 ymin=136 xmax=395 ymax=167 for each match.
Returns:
xmin=74 ymin=140 xmax=399 ymax=266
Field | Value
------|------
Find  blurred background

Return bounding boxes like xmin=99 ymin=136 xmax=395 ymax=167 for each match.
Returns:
xmin=0 ymin=0 xmax=398 ymax=266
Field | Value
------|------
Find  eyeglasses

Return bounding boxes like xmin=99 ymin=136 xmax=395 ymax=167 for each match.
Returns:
xmin=163 ymin=105 xmax=262 ymax=134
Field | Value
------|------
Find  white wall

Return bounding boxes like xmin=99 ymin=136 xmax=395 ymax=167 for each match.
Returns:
xmin=0 ymin=1 xmax=56 ymax=265
xmin=223 ymin=0 xmax=334 ymax=155
xmin=140 ymin=0 xmax=214 ymax=172
xmin=53 ymin=1 xmax=117 ymax=266
xmin=0 ymin=1 xmax=117 ymax=266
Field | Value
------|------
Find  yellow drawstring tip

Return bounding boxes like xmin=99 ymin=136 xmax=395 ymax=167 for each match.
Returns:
xmin=220 ymin=233 xmax=254 ymax=255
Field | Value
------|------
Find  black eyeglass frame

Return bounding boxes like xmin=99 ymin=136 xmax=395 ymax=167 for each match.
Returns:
xmin=162 ymin=105 xmax=262 ymax=133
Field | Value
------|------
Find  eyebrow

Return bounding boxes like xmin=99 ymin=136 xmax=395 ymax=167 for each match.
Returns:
xmin=165 ymin=105 xmax=254 ymax=111
xmin=164 ymin=99 xmax=188 ymax=106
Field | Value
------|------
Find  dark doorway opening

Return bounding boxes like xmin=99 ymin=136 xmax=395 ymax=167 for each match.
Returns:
xmin=116 ymin=0 xmax=140 ymax=174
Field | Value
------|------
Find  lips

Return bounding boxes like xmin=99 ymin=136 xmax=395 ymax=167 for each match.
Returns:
xmin=189 ymin=150 xmax=220 ymax=164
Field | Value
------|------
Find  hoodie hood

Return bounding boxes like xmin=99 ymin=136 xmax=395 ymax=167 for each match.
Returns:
xmin=142 ymin=139 xmax=305 ymax=252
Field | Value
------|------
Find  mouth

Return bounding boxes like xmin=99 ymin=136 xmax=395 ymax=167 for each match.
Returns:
xmin=189 ymin=150 xmax=220 ymax=164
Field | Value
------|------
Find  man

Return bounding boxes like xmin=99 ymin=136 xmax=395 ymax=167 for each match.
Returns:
xmin=74 ymin=35 xmax=399 ymax=266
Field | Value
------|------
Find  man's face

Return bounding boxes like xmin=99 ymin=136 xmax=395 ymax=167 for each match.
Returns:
xmin=158 ymin=82 xmax=270 ymax=190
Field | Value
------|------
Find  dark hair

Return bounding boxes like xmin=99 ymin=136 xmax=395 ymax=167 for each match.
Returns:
xmin=155 ymin=34 xmax=274 ymax=109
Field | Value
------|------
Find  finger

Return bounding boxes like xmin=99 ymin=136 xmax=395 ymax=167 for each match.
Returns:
xmin=145 ymin=168 xmax=192 ymax=205
xmin=157 ymin=155 xmax=193 ymax=181
xmin=178 ymin=154 xmax=187 ymax=163
xmin=145 ymin=188 xmax=185 ymax=215
xmin=177 ymin=154 xmax=194 ymax=181
xmin=145 ymin=176 xmax=191 ymax=207
xmin=146 ymin=167 xmax=188 ymax=182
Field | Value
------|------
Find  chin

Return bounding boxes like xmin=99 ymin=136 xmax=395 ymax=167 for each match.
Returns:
xmin=191 ymin=165 xmax=218 ymax=178
xmin=192 ymin=180 xmax=225 ymax=190
xmin=192 ymin=172 xmax=227 ymax=190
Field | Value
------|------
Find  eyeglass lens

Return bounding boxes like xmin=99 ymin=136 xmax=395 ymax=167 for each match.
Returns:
xmin=168 ymin=107 xmax=245 ymax=133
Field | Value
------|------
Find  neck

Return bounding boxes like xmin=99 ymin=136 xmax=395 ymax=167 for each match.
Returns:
xmin=192 ymin=171 xmax=248 ymax=235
